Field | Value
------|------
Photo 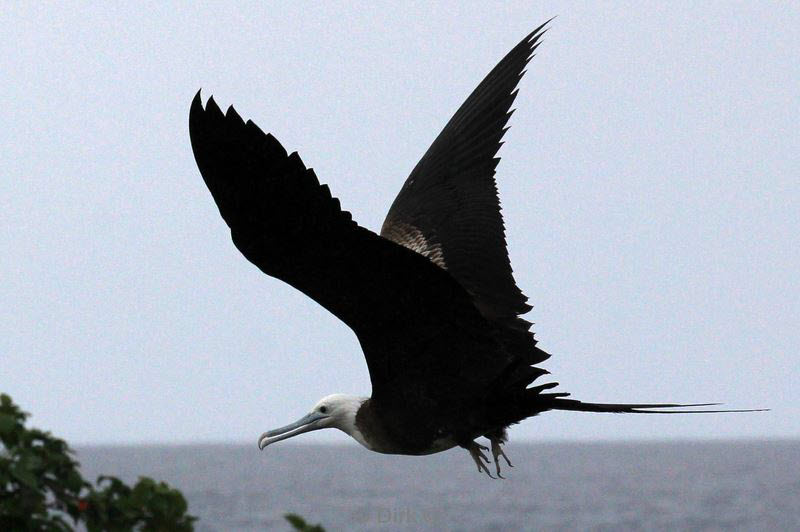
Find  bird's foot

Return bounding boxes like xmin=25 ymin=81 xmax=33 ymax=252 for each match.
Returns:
xmin=466 ymin=441 xmax=495 ymax=478
xmin=489 ymin=436 xmax=513 ymax=479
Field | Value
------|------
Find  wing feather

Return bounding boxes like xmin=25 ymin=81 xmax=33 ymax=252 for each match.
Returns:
xmin=381 ymin=21 xmax=551 ymax=325
xmin=189 ymin=93 xmax=527 ymax=408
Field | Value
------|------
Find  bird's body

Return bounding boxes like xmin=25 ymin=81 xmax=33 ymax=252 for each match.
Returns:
xmin=189 ymin=20 xmax=762 ymax=477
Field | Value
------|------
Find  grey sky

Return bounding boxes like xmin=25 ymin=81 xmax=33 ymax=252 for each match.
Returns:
xmin=2 ymin=2 xmax=797 ymax=445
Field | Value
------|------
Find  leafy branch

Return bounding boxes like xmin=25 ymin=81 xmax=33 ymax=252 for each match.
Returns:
xmin=0 ymin=393 xmax=196 ymax=530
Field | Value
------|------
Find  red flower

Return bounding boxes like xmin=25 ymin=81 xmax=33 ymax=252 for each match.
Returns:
xmin=77 ymin=499 xmax=89 ymax=512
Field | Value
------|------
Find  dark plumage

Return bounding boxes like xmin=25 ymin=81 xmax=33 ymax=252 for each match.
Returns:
xmin=189 ymin=20 xmax=763 ymax=477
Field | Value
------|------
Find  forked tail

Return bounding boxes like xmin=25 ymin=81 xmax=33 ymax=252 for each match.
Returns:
xmin=521 ymin=383 xmax=767 ymax=416
xmin=547 ymin=397 xmax=767 ymax=414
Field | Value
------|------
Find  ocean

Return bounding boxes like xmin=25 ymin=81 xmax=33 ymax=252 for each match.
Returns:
xmin=76 ymin=441 xmax=799 ymax=531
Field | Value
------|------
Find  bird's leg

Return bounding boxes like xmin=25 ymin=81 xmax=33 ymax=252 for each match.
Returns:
xmin=465 ymin=441 xmax=495 ymax=478
xmin=489 ymin=436 xmax=513 ymax=479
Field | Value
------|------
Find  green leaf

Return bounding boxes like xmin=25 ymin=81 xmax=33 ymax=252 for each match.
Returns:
xmin=0 ymin=413 xmax=17 ymax=434
xmin=285 ymin=513 xmax=326 ymax=532
xmin=10 ymin=461 xmax=39 ymax=489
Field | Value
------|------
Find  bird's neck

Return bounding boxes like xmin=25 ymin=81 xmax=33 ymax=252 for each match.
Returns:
xmin=333 ymin=396 xmax=372 ymax=450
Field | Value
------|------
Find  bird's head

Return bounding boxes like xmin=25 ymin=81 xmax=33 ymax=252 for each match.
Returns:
xmin=258 ymin=394 xmax=366 ymax=450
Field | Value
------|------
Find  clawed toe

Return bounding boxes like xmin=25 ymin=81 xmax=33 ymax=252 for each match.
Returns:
xmin=465 ymin=438 xmax=514 ymax=479
xmin=489 ymin=437 xmax=513 ymax=478
xmin=466 ymin=441 xmax=495 ymax=479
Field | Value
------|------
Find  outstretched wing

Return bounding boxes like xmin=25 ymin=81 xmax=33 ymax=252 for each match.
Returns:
xmin=381 ymin=20 xmax=550 ymax=324
xmin=189 ymin=94 xmax=523 ymax=408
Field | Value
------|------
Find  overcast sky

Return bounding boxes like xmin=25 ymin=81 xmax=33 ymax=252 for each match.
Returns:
xmin=2 ymin=2 xmax=797 ymax=445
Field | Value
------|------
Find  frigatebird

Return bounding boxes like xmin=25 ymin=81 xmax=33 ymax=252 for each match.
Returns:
xmin=189 ymin=20 xmax=761 ymax=477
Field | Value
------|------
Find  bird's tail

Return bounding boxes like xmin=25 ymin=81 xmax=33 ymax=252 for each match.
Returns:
xmin=510 ymin=384 xmax=767 ymax=426
xmin=542 ymin=395 xmax=767 ymax=414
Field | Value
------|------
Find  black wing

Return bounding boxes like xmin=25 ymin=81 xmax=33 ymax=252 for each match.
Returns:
xmin=189 ymin=94 xmax=534 ymax=410
xmin=381 ymin=20 xmax=550 ymax=325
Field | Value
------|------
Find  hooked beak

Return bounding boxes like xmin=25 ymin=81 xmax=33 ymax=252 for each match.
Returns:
xmin=258 ymin=411 xmax=329 ymax=450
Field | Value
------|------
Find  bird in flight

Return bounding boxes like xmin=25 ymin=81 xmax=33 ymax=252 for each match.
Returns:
xmin=189 ymin=20 xmax=761 ymax=478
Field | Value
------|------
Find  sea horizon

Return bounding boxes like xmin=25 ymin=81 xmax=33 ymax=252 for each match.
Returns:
xmin=75 ymin=440 xmax=800 ymax=531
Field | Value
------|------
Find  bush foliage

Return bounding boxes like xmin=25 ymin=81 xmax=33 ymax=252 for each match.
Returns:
xmin=0 ymin=393 xmax=196 ymax=530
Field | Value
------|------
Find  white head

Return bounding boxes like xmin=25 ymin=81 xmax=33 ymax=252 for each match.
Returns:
xmin=257 ymin=394 xmax=367 ymax=450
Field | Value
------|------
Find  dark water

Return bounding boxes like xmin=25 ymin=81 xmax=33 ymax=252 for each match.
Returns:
xmin=76 ymin=441 xmax=799 ymax=531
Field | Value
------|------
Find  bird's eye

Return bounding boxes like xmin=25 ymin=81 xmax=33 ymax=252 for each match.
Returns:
xmin=319 ymin=406 xmax=328 ymax=414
